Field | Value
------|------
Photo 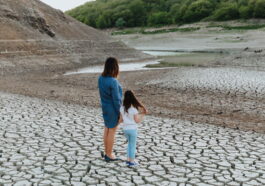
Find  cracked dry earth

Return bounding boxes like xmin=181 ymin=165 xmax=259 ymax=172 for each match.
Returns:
xmin=1 ymin=92 xmax=265 ymax=186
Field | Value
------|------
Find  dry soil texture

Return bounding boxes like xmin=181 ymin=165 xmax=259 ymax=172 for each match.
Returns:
xmin=1 ymin=92 xmax=265 ymax=185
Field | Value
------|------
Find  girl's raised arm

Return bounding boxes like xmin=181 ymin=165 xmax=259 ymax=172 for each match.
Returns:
xmin=134 ymin=113 xmax=145 ymax=123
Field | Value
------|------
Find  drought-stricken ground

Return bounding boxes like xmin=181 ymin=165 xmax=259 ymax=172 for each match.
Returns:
xmin=1 ymin=18 xmax=265 ymax=133
xmin=1 ymin=19 xmax=265 ymax=185
xmin=1 ymin=61 xmax=265 ymax=134
xmin=1 ymin=92 xmax=265 ymax=185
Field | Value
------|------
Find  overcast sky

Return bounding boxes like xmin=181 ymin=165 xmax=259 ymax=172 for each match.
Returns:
xmin=39 ymin=0 xmax=95 ymax=11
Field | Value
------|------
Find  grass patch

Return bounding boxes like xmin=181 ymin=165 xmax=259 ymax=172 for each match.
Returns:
xmin=142 ymin=27 xmax=200 ymax=34
xmin=145 ymin=52 xmax=223 ymax=68
xmin=111 ymin=27 xmax=200 ymax=35
xmin=111 ymin=29 xmax=142 ymax=35
xmin=207 ymin=24 xmax=265 ymax=30
xmin=146 ymin=61 xmax=195 ymax=68
xmin=222 ymin=24 xmax=265 ymax=30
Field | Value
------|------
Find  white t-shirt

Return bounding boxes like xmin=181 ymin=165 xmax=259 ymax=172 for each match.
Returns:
xmin=120 ymin=105 xmax=139 ymax=130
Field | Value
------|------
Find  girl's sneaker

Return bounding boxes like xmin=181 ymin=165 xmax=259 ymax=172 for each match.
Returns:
xmin=127 ymin=161 xmax=139 ymax=167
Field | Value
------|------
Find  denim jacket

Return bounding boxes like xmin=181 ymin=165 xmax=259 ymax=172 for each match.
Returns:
xmin=98 ymin=76 xmax=122 ymax=128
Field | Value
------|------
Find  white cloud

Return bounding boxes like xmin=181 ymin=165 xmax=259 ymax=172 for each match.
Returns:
xmin=39 ymin=0 xmax=95 ymax=11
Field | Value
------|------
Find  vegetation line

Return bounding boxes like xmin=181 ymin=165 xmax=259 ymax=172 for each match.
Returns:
xmin=111 ymin=27 xmax=200 ymax=35
xmin=142 ymin=49 xmax=228 ymax=54
xmin=66 ymin=0 xmax=265 ymax=29
xmin=145 ymin=62 xmax=195 ymax=68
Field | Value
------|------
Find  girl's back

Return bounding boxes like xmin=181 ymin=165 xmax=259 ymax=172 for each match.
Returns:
xmin=120 ymin=106 xmax=139 ymax=130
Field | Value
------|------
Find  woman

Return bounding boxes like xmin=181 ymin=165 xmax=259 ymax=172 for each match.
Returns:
xmin=98 ymin=57 xmax=122 ymax=161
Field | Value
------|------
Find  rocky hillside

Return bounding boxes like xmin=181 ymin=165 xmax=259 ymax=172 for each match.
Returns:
xmin=0 ymin=0 xmax=150 ymax=74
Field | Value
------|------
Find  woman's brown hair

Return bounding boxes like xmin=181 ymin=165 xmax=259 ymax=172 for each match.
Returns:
xmin=101 ymin=57 xmax=119 ymax=78
xmin=123 ymin=90 xmax=147 ymax=114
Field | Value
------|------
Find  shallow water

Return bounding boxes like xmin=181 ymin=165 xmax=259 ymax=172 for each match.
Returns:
xmin=65 ymin=50 xmax=217 ymax=75
xmin=65 ymin=61 xmax=160 ymax=75
xmin=142 ymin=50 xmax=188 ymax=56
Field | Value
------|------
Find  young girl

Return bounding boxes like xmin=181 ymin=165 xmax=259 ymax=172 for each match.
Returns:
xmin=119 ymin=90 xmax=147 ymax=167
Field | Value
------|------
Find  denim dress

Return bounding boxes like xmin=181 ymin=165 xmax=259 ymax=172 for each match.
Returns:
xmin=98 ymin=76 xmax=123 ymax=128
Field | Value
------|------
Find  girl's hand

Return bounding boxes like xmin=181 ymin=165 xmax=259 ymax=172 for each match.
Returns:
xmin=134 ymin=113 xmax=145 ymax=123
xmin=140 ymin=107 xmax=148 ymax=115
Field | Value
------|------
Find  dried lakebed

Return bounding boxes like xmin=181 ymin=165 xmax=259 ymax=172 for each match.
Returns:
xmin=147 ymin=67 xmax=265 ymax=98
xmin=1 ymin=92 xmax=265 ymax=185
xmin=144 ymin=67 xmax=265 ymax=125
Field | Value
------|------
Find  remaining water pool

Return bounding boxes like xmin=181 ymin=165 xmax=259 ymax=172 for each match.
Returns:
xmin=64 ymin=50 xmax=202 ymax=75
xmin=142 ymin=50 xmax=188 ymax=56
xmin=65 ymin=61 xmax=160 ymax=75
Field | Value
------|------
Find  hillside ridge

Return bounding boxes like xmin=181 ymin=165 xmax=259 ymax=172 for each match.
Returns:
xmin=0 ymin=0 xmax=150 ymax=75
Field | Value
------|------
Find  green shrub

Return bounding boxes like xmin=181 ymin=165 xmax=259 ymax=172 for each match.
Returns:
xmin=212 ymin=3 xmax=239 ymax=21
xmin=171 ymin=4 xmax=188 ymax=23
xmin=254 ymin=0 xmax=265 ymax=18
xmin=66 ymin=0 xmax=264 ymax=29
xmin=238 ymin=0 xmax=249 ymax=6
xmin=183 ymin=0 xmax=216 ymax=22
xmin=96 ymin=15 xmax=108 ymax=28
xmin=129 ymin=0 xmax=147 ymax=26
xmin=147 ymin=12 xmax=172 ymax=26
xmin=222 ymin=24 xmax=265 ymax=30
xmin=239 ymin=6 xmax=253 ymax=19
xmin=115 ymin=18 xmax=126 ymax=28
xmin=111 ymin=9 xmax=132 ymax=27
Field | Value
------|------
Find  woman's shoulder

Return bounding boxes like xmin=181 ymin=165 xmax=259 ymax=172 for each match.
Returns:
xmin=99 ymin=75 xmax=109 ymax=79
xmin=100 ymin=75 xmax=116 ymax=79
xmin=108 ymin=77 xmax=119 ymax=85
xmin=98 ymin=75 xmax=104 ymax=81
xmin=99 ymin=75 xmax=116 ymax=82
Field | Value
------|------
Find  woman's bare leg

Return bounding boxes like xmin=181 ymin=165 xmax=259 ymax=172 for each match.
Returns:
xmin=103 ymin=127 xmax=108 ymax=156
xmin=105 ymin=126 xmax=118 ymax=158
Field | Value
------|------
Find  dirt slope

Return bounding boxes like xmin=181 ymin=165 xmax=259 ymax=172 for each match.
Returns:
xmin=0 ymin=0 xmax=150 ymax=74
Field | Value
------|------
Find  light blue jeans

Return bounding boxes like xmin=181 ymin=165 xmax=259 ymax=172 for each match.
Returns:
xmin=124 ymin=130 xmax=138 ymax=159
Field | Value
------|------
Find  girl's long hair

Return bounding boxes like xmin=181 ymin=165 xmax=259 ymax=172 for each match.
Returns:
xmin=102 ymin=57 xmax=119 ymax=78
xmin=123 ymin=90 xmax=146 ymax=113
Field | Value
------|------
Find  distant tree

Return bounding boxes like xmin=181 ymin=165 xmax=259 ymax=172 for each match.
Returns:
xmin=183 ymin=0 xmax=216 ymax=22
xmin=142 ymin=0 xmax=157 ymax=11
xmin=66 ymin=0 xmax=263 ymax=29
xmin=171 ymin=3 xmax=188 ymax=23
xmin=212 ymin=3 xmax=239 ymax=21
xmin=104 ymin=3 xmax=134 ymax=27
xmin=148 ymin=12 xmax=171 ymax=26
xmin=239 ymin=6 xmax=253 ymax=19
xmin=129 ymin=0 xmax=147 ymax=26
xmin=254 ymin=0 xmax=265 ymax=18
xmin=96 ymin=15 xmax=109 ymax=28
xmin=96 ymin=0 xmax=108 ymax=2
xmin=165 ymin=0 xmax=183 ymax=11
xmin=238 ymin=0 xmax=249 ymax=6
xmin=115 ymin=18 xmax=126 ymax=28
